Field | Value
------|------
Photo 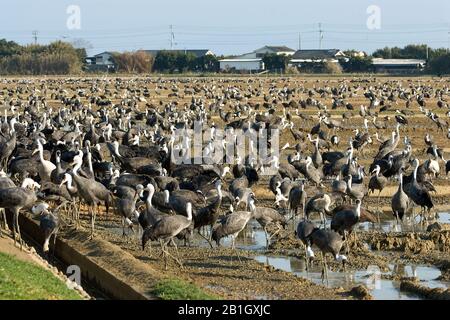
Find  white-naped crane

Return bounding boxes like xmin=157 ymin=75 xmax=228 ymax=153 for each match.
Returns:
xmin=212 ymin=193 xmax=255 ymax=260
xmin=345 ymin=174 xmax=366 ymax=203
xmin=0 ymin=178 xmax=39 ymax=249
xmin=304 ymin=193 xmax=332 ymax=227
xmin=368 ymin=164 xmax=388 ymax=221
xmin=65 ymin=153 xmax=113 ymax=239
xmin=391 ymin=172 xmax=410 ymax=225
xmin=252 ymin=205 xmax=287 ymax=248
xmin=142 ymin=202 xmax=193 ymax=270
xmin=32 ymin=138 xmax=56 ymax=182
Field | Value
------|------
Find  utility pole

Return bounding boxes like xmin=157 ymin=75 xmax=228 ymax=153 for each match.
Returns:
xmin=318 ymin=23 xmax=323 ymax=49
xmin=298 ymin=33 xmax=302 ymax=50
xmin=170 ymin=25 xmax=175 ymax=50
xmin=448 ymin=30 xmax=450 ymax=53
xmin=32 ymin=30 xmax=38 ymax=45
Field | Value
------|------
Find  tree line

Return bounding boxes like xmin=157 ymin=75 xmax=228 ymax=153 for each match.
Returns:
xmin=0 ymin=39 xmax=85 ymax=75
xmin=112 ymin=50 xmax=220 ymax=73
xmin=1 ymin=38 xmax=450 ymax=75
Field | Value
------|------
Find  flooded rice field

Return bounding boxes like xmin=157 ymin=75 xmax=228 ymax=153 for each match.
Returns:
xmin=93 ymin=208 xmax=450 ymax=300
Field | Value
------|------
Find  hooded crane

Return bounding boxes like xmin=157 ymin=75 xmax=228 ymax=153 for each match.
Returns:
xmin=193 ymin=180 xmax=223 ymax=248
xmin=404 ymin=159 xmax=434 ymax=223
xmin=32 ymin=202 xmax=59 ymax=257
xmin=296 ymin=219 xmax=317 ymax=269
xmin=114 ymin=184 xmax=144 ymax=236
xmin=330 ymin=199 xmax=362 ymax=254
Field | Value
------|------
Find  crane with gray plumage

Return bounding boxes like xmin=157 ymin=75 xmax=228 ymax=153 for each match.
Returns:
xmin=142 ymin=202 xmax=193 ymax=270
xmin=309 ymin=228 xmax=347 ymax=283
xmin=252 ymin=205 xmax=287 ymax=248
xmin=288 ymin=182 xmax=307 ymax=219
xmin=391 ymin=172 xmax=410 ymax=225
xmin=212 ymin=193 xmax=255 ymax=260
xmin=0 ymin=178 xmax=39 ymax=249
xmin=305 ymin=193 xmax=332 ymax=227
xmin=330 ymin=199 xmax=362 ymax=254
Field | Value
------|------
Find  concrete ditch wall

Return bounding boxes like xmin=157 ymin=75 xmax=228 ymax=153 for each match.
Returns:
xmin=10 ymin=213 xmax=156 ymax=300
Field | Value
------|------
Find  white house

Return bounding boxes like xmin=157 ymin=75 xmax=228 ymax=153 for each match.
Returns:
xmin=235 ymin=46 xmax=295 ymax=59
xmin=290 ymin=49 xmax=346 ymax=64
xmin=253 ymin=46 xmax=295 ymax=57
xmin=92 ymin=52 xmax=115 ymax=66
xmin=219 ymin=58 xmax=264 ymax=72
xmin=143 ymin=49 xmax=215 ymax=58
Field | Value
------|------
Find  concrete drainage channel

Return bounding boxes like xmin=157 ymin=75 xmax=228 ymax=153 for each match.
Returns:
xmin=8 ymin=212 xmax=157 ymax=300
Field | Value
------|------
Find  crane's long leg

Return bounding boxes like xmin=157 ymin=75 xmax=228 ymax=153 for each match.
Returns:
xmin=197 ymin=228 xmax=213 ymax=249
xmin=161 ymin=239 xmax=183 ymax=269
xmin=344 ymin=231 xmax=350 ymax=255
xmin=263 ymin=227 xmax=269 ymax=249
xmin=52 ymin=231 xmax=58 ymax=258
xmin=88 ymin=206 xmax=95 ymax=240
xmin=303 ymin=244 xmax=310 ymax=272
xmin=377 ymin=191 xmax=381 ymax=224
xmin=320 ymin=251 xmax=326 ymax=283
xmin=12 ymin=210 xmax=17 ymax=247
xmin=160 ymin=239 xmax=168 ymax=270
xmin=14 ymin=208 xmax=23 ymax=250
xmin=0 ymin=209 xmax=6 ymax=237
xmin=232 ymin=233 xmax=242 ymax=263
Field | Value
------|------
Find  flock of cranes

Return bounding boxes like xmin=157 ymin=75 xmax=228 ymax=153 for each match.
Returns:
xmin=0 ymin=77 xmax=448 ymax=280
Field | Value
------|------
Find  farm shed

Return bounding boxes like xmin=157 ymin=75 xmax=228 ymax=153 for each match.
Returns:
xmin=219 ymin=58 xmax=265 ymax=72
xmin=372 ymin=58 xmax=426 ymax=74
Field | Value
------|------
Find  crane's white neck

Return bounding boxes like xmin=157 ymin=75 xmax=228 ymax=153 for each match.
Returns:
xmin=186 ymin=203 xmax=193 ymax=221
xmin=413 ymin=160 xmax=419 ymax=181
xmin=164 ymin=190 xmax=170 ymax=204
xmin=355 ymin=201 xmax=361 ymax=218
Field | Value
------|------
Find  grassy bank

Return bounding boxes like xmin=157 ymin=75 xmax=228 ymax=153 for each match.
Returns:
xmin=0 ymin=252 xmax=82 ymax=300
xmin=152 ymin=278 xmax=219 ymax=300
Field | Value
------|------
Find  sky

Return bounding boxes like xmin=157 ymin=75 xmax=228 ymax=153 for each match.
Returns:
xmin=1 ymin=0 xmax=450 ymax=56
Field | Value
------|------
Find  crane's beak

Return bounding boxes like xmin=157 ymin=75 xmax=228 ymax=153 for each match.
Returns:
xmin=32 ymin=149 xmax=38 ymax=156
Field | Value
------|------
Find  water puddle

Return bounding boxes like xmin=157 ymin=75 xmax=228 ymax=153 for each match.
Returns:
xmin=254 ymin=255 xmax=449 ymax=300
xmin=358 ymin=212 xmax=450 ymax=233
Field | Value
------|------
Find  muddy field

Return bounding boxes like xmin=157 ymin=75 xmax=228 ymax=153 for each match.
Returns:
xmin=3 ymin=75 xmax=450 ymax=300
